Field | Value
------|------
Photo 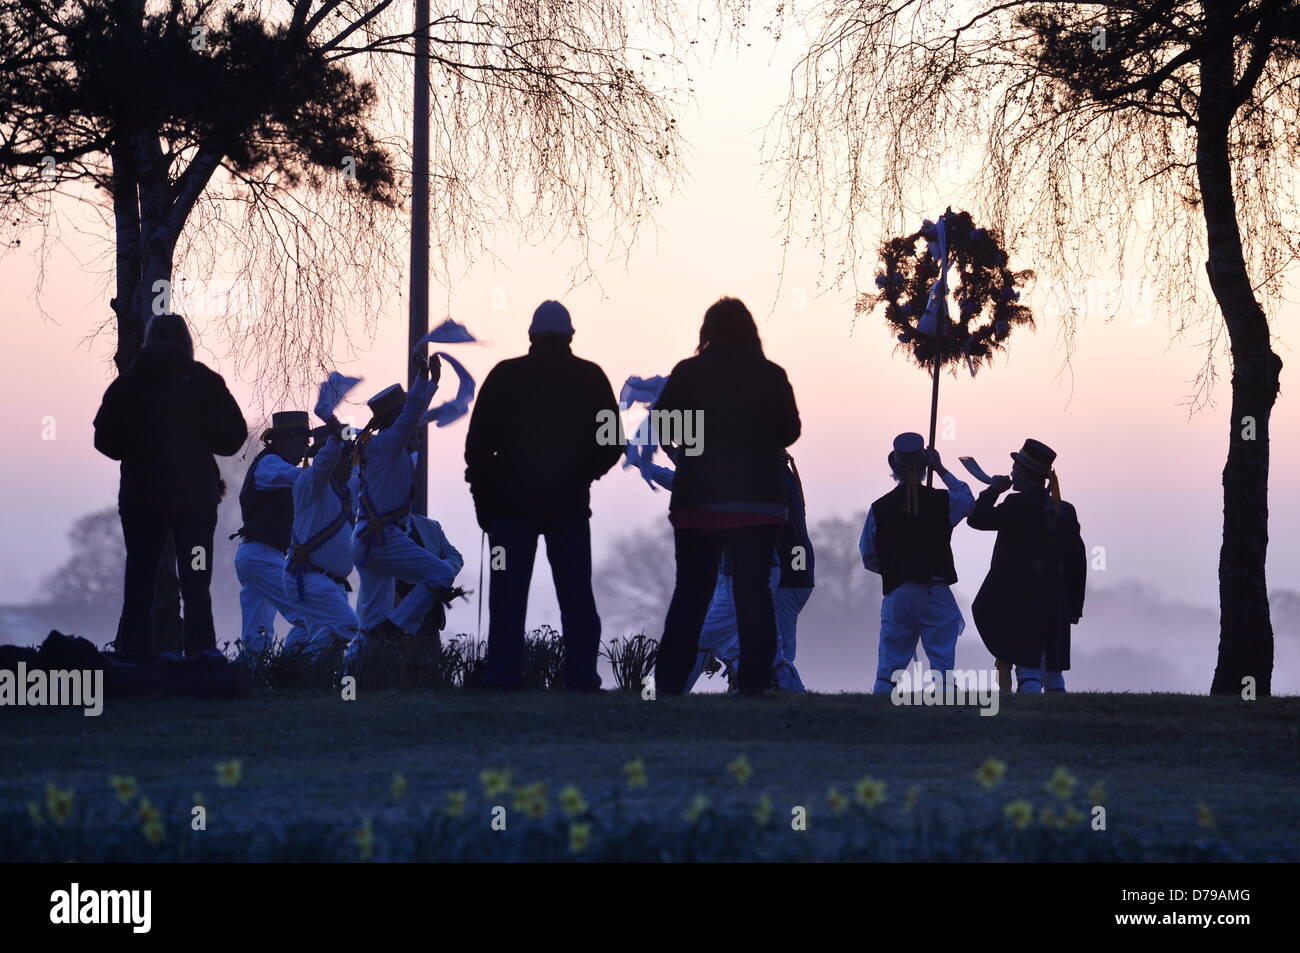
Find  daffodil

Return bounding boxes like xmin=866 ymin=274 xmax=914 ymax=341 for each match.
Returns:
xmin=44 ymin=783 xmax=74 ymax=826
xmin=390 ymin=773 xmax=409 ymax=801
xmin=479 ymin=769 xmax=513 ymax=799
xmin=1196 ymin=801 xmax=1216 ymax=831
xmin=568 ymin=822 xmax=592 ymax=854
xmin=1004 ymin=799 xmax=1033 ymax=831
xmin=141 ymin=818 xmax=165 ymax=846
xmin=444 ymin=790 xmax=467 ymax=818
xmin=1045 ymin=766 xmax=1077 ymax=800
xmin=26 ymin=801 xmax=43 ymax=828
xmin=109 ymin=775 xmax=138 ymax=805
xmin=513 ymin=782 xmax=548 ymax=818
xmin=355 ymin=817 xmax=375 ymax=861
xmin=974 ymin=758 xmax=1007 ymax=791
xmin=1087 ymin=781 xmax=1107 ymax=806
xmin=826 ymin=787 xmax=848 ymax=816
xmin=727 ymin=754 xmax=753 ymax=786
xmin=753 ymin=793 xmax=773 ymax=827
xmin=683 ymin=794 xmax=710 ymax=824
xmin=1038 ymin=805 xmax=1064 ymax=829
xmin=136 ymin=797 xmax=160 ymax=825
xmin=903 ymin=786 xmax=920 ymax=813
xmin=623 ymin=758 xmax=647 ymax=789
xmin=215 ymin=759 xmax=242 ymax=788
xmin=1063 ymin=805 xmax=1086 ymax=828
xmin=558 ymin=784 xmax=587 ymax=818
xmin=854 ymin=776 xmax=886 ymax=809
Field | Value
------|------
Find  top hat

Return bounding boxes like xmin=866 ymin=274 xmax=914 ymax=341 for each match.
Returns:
xmin=887 ymin=431 xmax=926 ymax=473
xmin=260 ymin=410 xmax=310 ymax=443
xmin=1011 ymin=438 xmax=1057 ymax=476
xmin=366 ymin=384 xmax=406 ymax=429
xmin=529 ymin=300 xmax=573 ymax=336
xmin=305 ymin=425 xmax=332 ymax=458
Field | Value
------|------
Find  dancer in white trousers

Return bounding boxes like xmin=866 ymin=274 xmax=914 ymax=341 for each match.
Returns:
xmin=284 ymin=420 xmax=359 ymax=658
xmin=859 ymin=434 xmax=973 ymax=694
xmin=233 ymin=411 xmax=311 ymax=654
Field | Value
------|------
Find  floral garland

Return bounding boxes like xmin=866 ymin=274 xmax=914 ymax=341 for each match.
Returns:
xmin=862 ymin=209 xmax=1035 ymax=375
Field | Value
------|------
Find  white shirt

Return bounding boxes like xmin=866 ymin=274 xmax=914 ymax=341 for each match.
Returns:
xmin=290 ymin=434 xmax=353 ymax=578
xmin=253 ymin=451 xmax=302 ymax=491
xmin=355 ymin=377 xmax=437 ymax=521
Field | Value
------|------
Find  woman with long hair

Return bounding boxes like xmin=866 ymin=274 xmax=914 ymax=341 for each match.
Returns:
xmin=652 ymin=297 xmax=801 ymax=695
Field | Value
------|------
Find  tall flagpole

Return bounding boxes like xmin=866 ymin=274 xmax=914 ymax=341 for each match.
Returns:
xmin=409 ymin=0 xmax=430 ymax=517
xmin=926 ymin=212 xmax=948 ymax=488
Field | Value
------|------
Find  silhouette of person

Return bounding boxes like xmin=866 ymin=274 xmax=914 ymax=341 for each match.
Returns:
xmin=968 ymin=439 xmax=1086 ymax=692
xmin=93 ymin=313 xmax=247 ymax=656
xmin=464 ymin=300 xmax=622 ymax=691
xmin=679 ymin=452 xmax=813 ymax=693
xmin=349 ymin=356 xmax=459 ymax=650
xmin=652 ymin=297 xmax=801 ymax=696
xmin=860 ymin=434 xmax=974 ymax=693
xmin=232 ymin=410 xmax=311 ymax=654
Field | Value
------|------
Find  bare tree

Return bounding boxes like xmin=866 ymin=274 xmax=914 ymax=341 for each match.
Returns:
xmin=1 ymin=0 xmax=710 ymax=391
xmin=771 ymin=0 xmax=1297 ymax=694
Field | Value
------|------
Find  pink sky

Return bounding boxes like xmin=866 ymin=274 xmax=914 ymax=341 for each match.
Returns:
xmin=1 ymin=34 xmax=1296 ymax=679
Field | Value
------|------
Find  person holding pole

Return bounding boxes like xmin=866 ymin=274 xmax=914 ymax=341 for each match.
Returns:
xmin=859 ymin=433 xmax=973 ymax=693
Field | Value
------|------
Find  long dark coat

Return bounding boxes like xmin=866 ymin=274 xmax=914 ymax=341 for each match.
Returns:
xmin=653 ymin=346 xmax=801 ymax=513
xmin=93 ymin=342 xmax=248 ymax=513
xmin=968 ymin=487 xmax=1087 ymax=670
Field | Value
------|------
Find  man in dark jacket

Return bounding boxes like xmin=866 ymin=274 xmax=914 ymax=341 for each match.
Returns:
xmin=464 ymin=300 xmax=622 ymax=691
xmin=968 ymin=438 xmax=1087 ymax=693
xmin=93 ymin=314 xmax=247 ymax=656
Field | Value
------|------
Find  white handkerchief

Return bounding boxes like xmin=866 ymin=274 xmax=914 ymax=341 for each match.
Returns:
xmin=420 ymin=351 xmax=476 ymax=428
xmin=411 ymin=318 xmax=478 ymax=357
xmin=314 ymin=372 xmax=364 ymax=420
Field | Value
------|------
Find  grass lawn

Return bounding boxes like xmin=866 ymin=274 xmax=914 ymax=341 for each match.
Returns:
xmin=2 ymin=690 xmax=1297 ymax=860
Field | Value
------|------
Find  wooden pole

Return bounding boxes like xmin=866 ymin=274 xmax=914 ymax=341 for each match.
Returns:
xmin=409 ymin=0 xmax=430 ymax=517
xmin=926 ymin=217 xmax=948 ymax=487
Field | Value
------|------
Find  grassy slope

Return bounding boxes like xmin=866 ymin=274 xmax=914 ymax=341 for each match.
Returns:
xmin=2 ymin=691 xmax=1297 ymax=852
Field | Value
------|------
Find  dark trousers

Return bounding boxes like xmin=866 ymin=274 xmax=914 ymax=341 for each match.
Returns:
xmin=483 ymin=516 xmax=601 ymax=691
xmin=655 ymin=524 xmax=782 ymax=695
xmin=117 ymin=507 xmax=218 ymax=656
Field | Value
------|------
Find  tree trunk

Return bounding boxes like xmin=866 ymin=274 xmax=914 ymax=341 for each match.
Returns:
xmin=110 ymin=131 xmax=186 ymax=653
xmin=1197 ymin=17 xmax=1282 ymax=696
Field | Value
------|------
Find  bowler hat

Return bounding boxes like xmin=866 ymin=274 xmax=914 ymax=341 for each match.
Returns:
xmin=1011 ymin=438 xmax=1057 ymax=476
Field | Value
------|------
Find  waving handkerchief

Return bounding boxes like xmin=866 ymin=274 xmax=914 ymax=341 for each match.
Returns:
xmin=420 ymin=351 xmax=476 ymax=428
xmin=313 ymin=372 xmax=364 ymax=420
xmin=619 ymin=375 xmax=668 ymax=408
xmin=411 ymin=318 xmax=478 ymax=357
xmin=618 ymin=373 xmax=670 ymax=488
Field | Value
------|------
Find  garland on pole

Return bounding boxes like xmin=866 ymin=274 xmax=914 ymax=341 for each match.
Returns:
xmin=862 ymin=208 xmax=1035 ymax=375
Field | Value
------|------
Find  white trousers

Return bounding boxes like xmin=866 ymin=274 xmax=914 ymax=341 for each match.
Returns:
xmin=874 ymin=582 xmax=964 ymax=694
xmin=283 ymin=568 xmax=359 ymax=655
xmin=235 ymin=541 xmax=307 ymax=653
xmin=352 ymin=523 xmax=455 ymax=633
xmin=684 ymin=566 xmax=806 ymax=692
xmin=1016 ymin=655 xmax=1066 ymax=693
